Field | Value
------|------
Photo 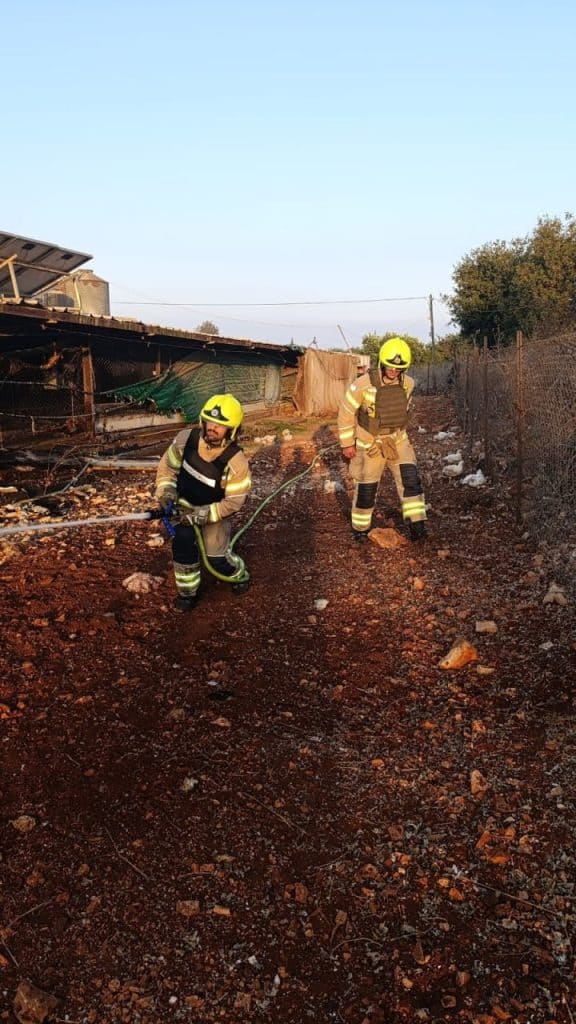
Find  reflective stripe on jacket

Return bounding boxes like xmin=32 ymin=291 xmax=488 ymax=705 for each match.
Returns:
xmin=177 ymin=427 xmax=238 ymax=506
xmin=155 ymin=426 xmax=251 ymax=523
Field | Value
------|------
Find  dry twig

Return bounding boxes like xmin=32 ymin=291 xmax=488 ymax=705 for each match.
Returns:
xmin=104 ymin=827 xmax=150 ymax=881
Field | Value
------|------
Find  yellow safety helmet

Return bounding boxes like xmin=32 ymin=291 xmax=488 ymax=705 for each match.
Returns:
xmin=199 ymin=393 xmax=243 ymax=439
xmin=379 ymin=337 xmax=412 ymax=370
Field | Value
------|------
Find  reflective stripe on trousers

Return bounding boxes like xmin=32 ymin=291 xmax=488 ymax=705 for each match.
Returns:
xmin=174 ymin=562 xmax=201 ymax=597
xmin=349 ymin=434 xmax=426 ymax=530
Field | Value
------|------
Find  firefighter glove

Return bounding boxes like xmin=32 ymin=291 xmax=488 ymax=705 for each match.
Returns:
xmin=186 ymin=505 xmax=211 ymax=526
xmin=158 ymin=488 xmax=177 ymax=511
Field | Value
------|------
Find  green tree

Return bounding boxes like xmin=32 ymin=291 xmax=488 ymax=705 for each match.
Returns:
xmin=444 ymin=238 xmax=529 ymax=345
xmin=435 ymin=332 xmax=469 ymax=361
xmin=445 ymin=213 xmax=576 ymax=345
xmin=519 ymin=215 xmax=576 ymax=331
xmin=195 ymin=320 xmax=220 ymax=335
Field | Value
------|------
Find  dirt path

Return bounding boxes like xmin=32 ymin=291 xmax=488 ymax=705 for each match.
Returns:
xmin=0 ymin=396 xmax=574 ymax=1023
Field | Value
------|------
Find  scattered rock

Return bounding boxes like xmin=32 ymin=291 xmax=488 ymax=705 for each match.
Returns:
xmin=0 ymin=541 xmax=19 ymax=565
xmin=477 ymin=665 xmax=496 ymax=676
xmin=167 ymin=707 xmax=186 ymax=721
xmin=181 ymin=777 xmax=199 ymax=793
xmin=146 ymin=534 xmax=165 ymax=547
xmin=294 ymin=882 xmax=309 ymax=904
xmin=368 ymin=527 xmax=408 ymax=549
xmin=121 ymin=572 xmax=164 ymax=593
xmin=543 ymin=582 xmax=568 ymax=606
xmin=176 ymin=899 xmax=200 ymax=917
xmin=475 ymin=620 xmax=498 ymax=634
xmin=13 ymin=981 xmax=60 ymax=1024
xmin=439 ymin=639 xmax=479 ymax=670
xmin=470 ymin=769 xmax=490 ymax=798
xmin=11 ymin=815 xmax=36 ymax=833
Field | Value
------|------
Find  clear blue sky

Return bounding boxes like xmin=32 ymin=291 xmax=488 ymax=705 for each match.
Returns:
xmin=4 ymin=0 xmax=576 ymax=348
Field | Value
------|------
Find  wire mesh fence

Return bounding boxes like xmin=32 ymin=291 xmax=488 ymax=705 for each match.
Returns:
xmin=453 ymin=331 xmax=576 ymax=548
xmin=411 ymin=361 xmax=454 ymax=394
xmin=0 ymin=349 xmax=87 ymax=440
xmin=0 ymin=344 xmax=291 ymax=447
xmin=92 ymin=351 xmax=158 ymax=392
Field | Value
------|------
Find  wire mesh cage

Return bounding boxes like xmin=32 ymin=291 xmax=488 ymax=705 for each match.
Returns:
xmin=0 ymin=348 xmax=85 ymax=440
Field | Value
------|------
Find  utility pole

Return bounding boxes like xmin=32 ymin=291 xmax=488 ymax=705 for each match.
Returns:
xmin=337 ymin=324 xmax=351 ymax=350
xmin=428 ymin=294 xmax=437 ymax=392
xmin=428 ymin=294 xmax=436 ymax=356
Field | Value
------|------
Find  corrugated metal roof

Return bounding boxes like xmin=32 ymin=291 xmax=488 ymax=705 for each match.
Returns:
xmin=0 ymin=299 xmax=302 ymax=359
xmin=0 ymin=231 xmax=92 ymax=297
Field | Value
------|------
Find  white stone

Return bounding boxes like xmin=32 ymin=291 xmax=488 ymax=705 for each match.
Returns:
xmin=121 ymin=572 xmax=164 ymax=593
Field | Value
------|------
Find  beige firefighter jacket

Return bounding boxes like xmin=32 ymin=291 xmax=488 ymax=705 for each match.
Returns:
xmin=155 ymin=427 xmax=251 ymax=524
xmin=338 ymin=371 xmax=415 ymax=453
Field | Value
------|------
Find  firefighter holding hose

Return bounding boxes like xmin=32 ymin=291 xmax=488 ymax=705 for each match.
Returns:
xmin=155 ymin=393 xmax=252 ymax=609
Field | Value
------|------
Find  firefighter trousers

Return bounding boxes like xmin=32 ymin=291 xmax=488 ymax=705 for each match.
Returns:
xmin=171 ymin=521 xmax=245 ymax=597
xmin=349 ymin=433 xmax=426 ymax=534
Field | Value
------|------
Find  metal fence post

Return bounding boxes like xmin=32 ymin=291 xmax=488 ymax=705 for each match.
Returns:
xmin=464 ymin=353 xmax=470 ymax=437
xmin=482 ymin=337 xmax=492 ymax=477
xmin=515 ymin=330 xmax=524 ymax=527
xmin=467 ymin=347 xmax=479 ymax=463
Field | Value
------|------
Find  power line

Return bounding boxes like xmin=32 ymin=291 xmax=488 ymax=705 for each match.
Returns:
xmin=107 ymin=281 xmax=449 ymax=336
xmin=113 ymin=294 xmax=429 ymax=309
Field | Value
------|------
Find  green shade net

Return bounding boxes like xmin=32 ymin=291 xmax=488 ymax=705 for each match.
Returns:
xmin=109 ymin=356 xmax=273 ymax=423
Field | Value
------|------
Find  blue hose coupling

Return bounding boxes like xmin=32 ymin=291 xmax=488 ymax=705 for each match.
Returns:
xmin=161 ymin=499 xmax=177 ymax=539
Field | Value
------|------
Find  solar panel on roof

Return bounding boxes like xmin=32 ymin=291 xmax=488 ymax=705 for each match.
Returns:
xmin=0 ymin=230 xmax=92 ymax=298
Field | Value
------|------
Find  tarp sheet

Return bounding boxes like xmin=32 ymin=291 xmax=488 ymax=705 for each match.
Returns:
xmin=110 ymin=356 xmax=277 ymax=423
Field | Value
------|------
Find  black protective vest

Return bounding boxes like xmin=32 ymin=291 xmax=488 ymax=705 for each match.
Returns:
xmin=357 ymin=368 xmax=409 ymax=436
xmin=177 ymin=427 xmax=240 ymax=506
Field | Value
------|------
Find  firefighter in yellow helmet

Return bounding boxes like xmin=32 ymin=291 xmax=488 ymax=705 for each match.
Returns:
xmin=155 ymin=394 xmax=252 ymax=609
xmin=337 ymin=337 xmax=427 ymax=541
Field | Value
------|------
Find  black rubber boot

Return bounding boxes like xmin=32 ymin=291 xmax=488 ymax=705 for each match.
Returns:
xmin=352 ymin=530 xmax=369 ymax=543
xmin=409 ymin=520 xmax=427 ymax=541
xmin=231 ymin=579 xmax=251 ymax=595
xmin=174 ymin=595 xmax=200 ymax=611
